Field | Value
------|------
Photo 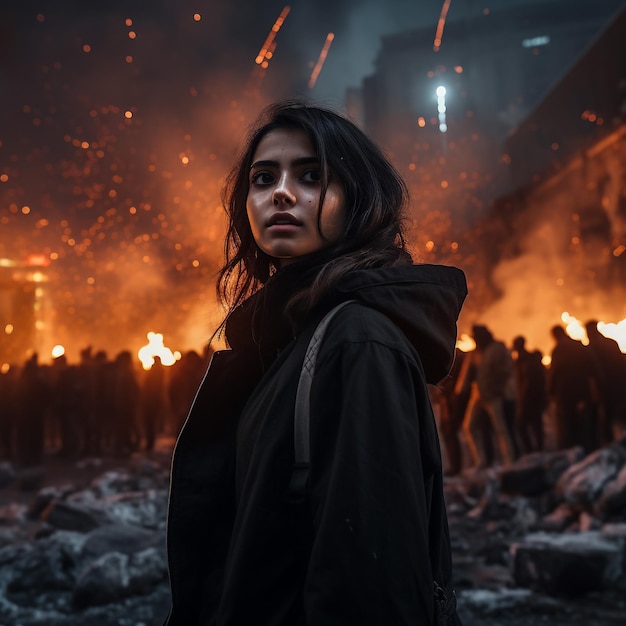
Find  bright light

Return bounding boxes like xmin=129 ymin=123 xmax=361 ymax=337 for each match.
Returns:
xmin=436 ymin=87 xmax=447 ymax=133
xmin=51 ymin=345 xmax=65 ymax=358
xmin=138 ymin=331 xmax=177 ymax=369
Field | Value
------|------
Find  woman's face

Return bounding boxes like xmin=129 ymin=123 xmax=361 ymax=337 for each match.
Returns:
xmin=246 ymin=127 xmax=345 ymax=266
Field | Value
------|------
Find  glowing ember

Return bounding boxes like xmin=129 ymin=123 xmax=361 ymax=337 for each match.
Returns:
xmin=255 ymin=6 xmax=291 ymax=66
xmin=433 ymin=0 xmax=452 ymax=52
xmin=138 ymin=332 xmax=177 ymax=369
xmin=308 ymin=33 xmax=335 ymax=89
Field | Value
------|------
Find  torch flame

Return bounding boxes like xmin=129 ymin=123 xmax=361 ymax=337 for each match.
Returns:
xmin=138 ymin=331 xmax=176 ymax=369
xmin=598 ymin=320 xmax=626 ymax=353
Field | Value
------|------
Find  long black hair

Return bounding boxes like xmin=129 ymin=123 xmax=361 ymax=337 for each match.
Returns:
xmin=217 ymin=100 xmax=412 ymax=318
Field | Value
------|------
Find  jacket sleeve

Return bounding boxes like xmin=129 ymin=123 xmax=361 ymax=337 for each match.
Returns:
xmin=304 ymin=326 xmax=440 ymax=625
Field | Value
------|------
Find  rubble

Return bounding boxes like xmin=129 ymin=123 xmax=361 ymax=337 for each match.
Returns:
xmin=0 ymin=439 xmax=624 ymax=625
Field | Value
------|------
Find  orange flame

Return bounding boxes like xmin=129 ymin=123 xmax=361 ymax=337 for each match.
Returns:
xmin=138 ymin=331 xmax=177 ymax=370
xmin=456 ymin=332 xmax=476 ymax=352
xmin=433 ymin=0 xmax=452 ymax=52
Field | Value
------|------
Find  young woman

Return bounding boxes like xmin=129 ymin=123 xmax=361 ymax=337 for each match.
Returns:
xmin=165 ymin=101 xmax=466 ymax=625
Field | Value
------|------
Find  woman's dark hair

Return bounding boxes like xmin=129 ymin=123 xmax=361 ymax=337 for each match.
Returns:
xmin=217 ymin=100 xmax=412 ymax=317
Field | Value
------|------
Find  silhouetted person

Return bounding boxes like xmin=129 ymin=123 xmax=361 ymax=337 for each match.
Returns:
xmin=168 ymin=350 xmax=206 ymax=434
xmin=438 ymin=349 xmax=467 ymax=475
xmin=0 ymin=365 xmax=19 ymax=460
xmin=140 ymin=355 xmax=167 ymax=451
xmin=111 ymin=351 xmax=140 ymax=456
xmin=93 ymin=350 xmax=116 ymax=454
xmin=462 ymin=325 xmax=517 ymax=468
xmin=512 ymin=336 xmax=547 ymax=453
xmin=585 ymin=320 xmax=625 ymax=445
xmin=548 ymin=325 xmax=596 ymax=452
xmin=50 ymin=354 xmax=85 ymax=457
xmin=16 ymin=354 xmax=49 ymax=466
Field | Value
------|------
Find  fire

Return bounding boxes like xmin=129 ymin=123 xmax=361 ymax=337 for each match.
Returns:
xmin=598 ymin=320 xmax=626 ymax=353
xmin=456 ymin=332 xmax=476 ymax=352
xmin=561 ymin=312 xmax=626 ymax=353
xmin=51 ymin=344 xmax=65 ymax=358
xmin=138 ymin=331 xmax=177 ymax=370
xmin=561 ymin=311 xmax=587 ymax=344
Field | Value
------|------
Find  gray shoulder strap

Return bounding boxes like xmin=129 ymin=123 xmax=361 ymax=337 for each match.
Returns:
xmin=288 ymin=300 xmax=357 ymax=498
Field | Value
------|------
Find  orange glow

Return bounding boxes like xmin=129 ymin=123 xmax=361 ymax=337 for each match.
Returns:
xmin=82 ymin=44 xmax=91 ymax=53
xmin=4 ymin=324 xmax=14 ymax=335
xmin=308 ymin=32 xmax=335 ymax=89
xmin=193 ymin=13 xmax=202 ymax=21
xmin=417 ymin=117 xmax=426 ymax=127
xmin=21 ymin=206 xmax=31 ymax=215
xmin=255 ymin=6 xmax=290 ymax=65
xmin=561 ymin=311 xmax=587 ymax=344
xmin=0 ymin=174 xmax=8 ymax=182
xmin=125 ymin=110 xmax=133 ymax=119
xmin=51 ymin=345 xmax=65 ymax=358
xmin=125 ymin=18 xmax=133 ymax=27
xmin=128 ymin=31 xmax=137 ymax=40
xmin=456 ymin=333 xmax=476 ymax=352
xmin=433 ymin=0 xmax=452 ymax=52
xmin=598 ymin=320 xmax=626 ymax=353
xmin=138 ymin=332 xmax=177 ymax=369
xmin=560 ymin=313 xmax=626 ymax=353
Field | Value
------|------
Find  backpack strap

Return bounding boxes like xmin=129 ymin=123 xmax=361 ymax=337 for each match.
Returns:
xmin=288 ymin=300 xmax=357 ymax=499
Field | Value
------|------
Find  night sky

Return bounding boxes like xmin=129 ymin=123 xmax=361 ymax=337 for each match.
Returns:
xmin=0 ymin=0 xmax=622 ymax=363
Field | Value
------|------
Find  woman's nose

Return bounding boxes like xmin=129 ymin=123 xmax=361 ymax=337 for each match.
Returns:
xmin=272 ymin=175 xmax=296 ymax=205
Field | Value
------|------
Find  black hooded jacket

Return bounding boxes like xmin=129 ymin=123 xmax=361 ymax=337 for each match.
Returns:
xmin=165 ymin=260 xmax=467 ymax=626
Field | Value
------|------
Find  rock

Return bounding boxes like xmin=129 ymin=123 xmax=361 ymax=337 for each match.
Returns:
xmin=41 ymin=500 xmax=113 ymax=532
xmin=535 ymin=502 xmax=580 ymax=532
xmin=556 ymin=445 xmax=626 ymax=510
xmin=499 ymin=447 xmax=585 ymax=496
xmin=72 ymin=547 xmax=168 ymax=608
xmin=457 ymin=587 xmax=562 ymax=617
xmin=0 ymin=462 xmax=15 ymax=488
xmin=81 ymin=523 xmax=163 ymax=560
xmin=101 ymin=489 xmax=168 ymax=530
xmin=595 ymin=463 xmax=626 ymax=519
xmin=29 ymin=483 xmax=78 ymax=519
xmin=4 ymin=531 xmax=87 ymax=597
xmin=16 ymin=465 xmax=45 ymax=491
xmin=0 ymin=503 xmax=28 ymax=526
xmin=511 ymin=531 xmax=624 ymax=595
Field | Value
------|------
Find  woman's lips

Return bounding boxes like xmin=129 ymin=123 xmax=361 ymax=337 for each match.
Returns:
xmin=266 ymin=212 xmax=302 ymax=227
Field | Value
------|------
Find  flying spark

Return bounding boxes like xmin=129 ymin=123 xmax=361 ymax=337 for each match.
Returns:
xmin=308 ymin=33 xmax=335 ymax=89
xmin=255 ymin=5 xmax=291 ymax=66
xmin=433 ymin=0 xmax=452 ymax=52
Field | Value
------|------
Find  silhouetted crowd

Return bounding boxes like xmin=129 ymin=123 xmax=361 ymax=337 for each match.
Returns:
xmin=1 ymin=320 xmax=625 ymax=474
xmin=433 ymin=320 xmax=626 ymax=475
xmin=0 ymin=347 xmax=209 ymax=467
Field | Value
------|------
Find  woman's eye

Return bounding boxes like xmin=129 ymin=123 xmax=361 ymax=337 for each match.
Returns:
xmin=302 ymin=169 xmax=322 ymax=183
xmin=250 ymin=171 xmax=274 ymax=185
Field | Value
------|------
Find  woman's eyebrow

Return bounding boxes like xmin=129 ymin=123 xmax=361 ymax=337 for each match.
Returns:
xmin=250 ymin=156 xmax=320 ymax=169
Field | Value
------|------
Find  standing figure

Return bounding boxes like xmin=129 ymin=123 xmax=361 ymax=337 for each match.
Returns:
xmin=548 ymin=325 xmax=596 ymax=452
xmin=585 ymin=320 xmax=625 ymax=445
xmin=164 ymin=101 xmax=466 ymax=625
xmin=462 ymin=325 xmax=517 ymax=468
xmin=512 ymin=336 xmax=547 ymax=453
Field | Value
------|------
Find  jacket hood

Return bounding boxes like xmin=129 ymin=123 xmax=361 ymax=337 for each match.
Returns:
xmin=331 ymin=264 xmax=467 ymax=383
xmin=225 ymin=260 xmax=467 ymax=384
